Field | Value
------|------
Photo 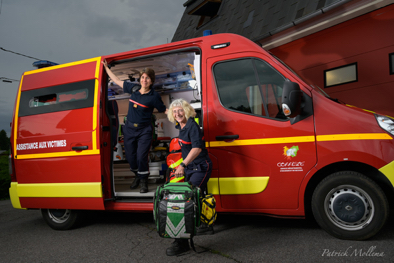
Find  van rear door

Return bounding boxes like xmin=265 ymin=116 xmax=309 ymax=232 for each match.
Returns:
xmin=12 ymin=57 xmax=104 ymax=210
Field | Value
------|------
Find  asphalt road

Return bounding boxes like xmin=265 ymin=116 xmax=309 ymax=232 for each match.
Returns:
xmin=1 ymin=199 xmax=393 ymax=263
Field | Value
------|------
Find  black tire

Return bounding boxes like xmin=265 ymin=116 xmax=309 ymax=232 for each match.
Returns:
xmin=311 ymin=171 xmax=389 ymax=240
xmin=41 ymin=209 xmax=80 ymax=230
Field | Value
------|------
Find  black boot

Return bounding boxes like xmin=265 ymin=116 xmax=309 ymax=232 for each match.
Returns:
xmin=197 ymin=223 xmax=214 ymax=235
xmin=166 ymin=239 xmax=190 ymax=256
xmin=130 ymin=177 xmax=140 ymax=189
xmin=140 ymin=179 xmax=148 ymax=193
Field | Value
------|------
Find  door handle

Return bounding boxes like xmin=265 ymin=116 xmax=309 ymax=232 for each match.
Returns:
xmin=72 ymin=146 xmax=88 ymax=151
xmin=216 ymin=135 xmax=239 ymax=141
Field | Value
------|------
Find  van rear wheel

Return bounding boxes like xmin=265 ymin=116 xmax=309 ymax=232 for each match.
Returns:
xmin=312 ymin=171 xmax=389 ymax=240
xmin=41 ymin=209 xmax=80 ymax=230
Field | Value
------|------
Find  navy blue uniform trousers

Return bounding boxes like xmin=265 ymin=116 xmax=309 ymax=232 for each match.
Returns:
xmin=123 ymin=121 xmax=152 ymax=179
xmin=185 ymin=159 xmax=212 ymax=195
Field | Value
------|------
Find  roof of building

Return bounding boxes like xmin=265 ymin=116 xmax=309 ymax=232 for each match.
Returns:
xmin=172 ymin=0 xmax=351 ymax=43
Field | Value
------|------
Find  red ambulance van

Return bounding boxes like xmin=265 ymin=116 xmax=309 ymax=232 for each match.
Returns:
xmin=9 ymin=33 xmax=394 ymax=240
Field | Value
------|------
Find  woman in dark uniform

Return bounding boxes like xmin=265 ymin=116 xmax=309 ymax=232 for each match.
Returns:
xmin=166 ymin=98 xmax=212 ymax=256
xmin=103 ymin=60 xmax=167 ymax=193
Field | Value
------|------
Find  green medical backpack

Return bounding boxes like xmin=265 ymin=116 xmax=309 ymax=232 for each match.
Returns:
xmin=153 ymin=182 xmax=202 ymax=239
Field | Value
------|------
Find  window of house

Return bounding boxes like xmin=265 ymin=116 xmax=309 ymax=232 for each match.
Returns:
xmin=390 ymin=53 xmax=394 ymax=75
xmin=324 ymin=63 xmax=358 ymax=88
xmin=213 ymin=58 xmax=287 ymax=120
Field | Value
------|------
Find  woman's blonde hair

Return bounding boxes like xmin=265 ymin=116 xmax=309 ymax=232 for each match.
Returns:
xmin=168 ymin=98 xmax=196 ymax=123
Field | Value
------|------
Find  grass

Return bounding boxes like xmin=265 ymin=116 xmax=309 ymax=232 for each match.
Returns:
xmin=0 ymin=151 xmax=10 ymax=200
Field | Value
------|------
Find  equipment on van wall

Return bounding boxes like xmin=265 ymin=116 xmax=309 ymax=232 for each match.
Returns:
xmin=156 ymin=119 xmax=165 ymax=138
xmin=128 ymin=74 xmax=136 ymax=82
xmin=188 ymin=63 xmax=196 ymax=80
xmin=113 ymin=142 xmax=124 ymax=161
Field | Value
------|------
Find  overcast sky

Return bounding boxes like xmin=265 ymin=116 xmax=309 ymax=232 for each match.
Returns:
xmin=0 ymin=0 xmax=186 ymax=137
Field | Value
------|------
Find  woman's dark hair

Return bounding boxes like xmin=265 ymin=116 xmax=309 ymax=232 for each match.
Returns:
xmin=139 ymin=68 xmax=155 ymax=87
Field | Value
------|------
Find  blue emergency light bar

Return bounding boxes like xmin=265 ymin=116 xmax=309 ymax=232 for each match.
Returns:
xmin=33 ymin=60 xmax=59 ymax=69
xmin=203 ymin=30 xmax=212 ymax=36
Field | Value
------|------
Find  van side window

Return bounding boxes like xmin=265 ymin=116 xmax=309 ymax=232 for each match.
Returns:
xmin=213 ymin=59 xmax=264 ymax=115
xmin=19 ymin=79 xmax=95 ymax=117
xmin=254 ymin=59 xmax=287 ymax=119
xmin=213 ymin=58 xmax=287 ymax=120
xmin=29 ymin=89 xmax=88 ymax=108
xmin=30 ymin=94 xmax=57 ymax=107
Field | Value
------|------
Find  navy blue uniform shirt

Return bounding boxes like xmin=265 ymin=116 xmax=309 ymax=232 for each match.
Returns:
xmin=123 ymin=82 xmax=166 ymax=123
xmin=177 ymin=117 xmax=209 ymax=165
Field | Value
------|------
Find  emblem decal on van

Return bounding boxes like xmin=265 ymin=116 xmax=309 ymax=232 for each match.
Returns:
xmin=277 ymin=161 xmax=305 ymax=172
xmin=283 ymin=146 xmax=299 ymax=159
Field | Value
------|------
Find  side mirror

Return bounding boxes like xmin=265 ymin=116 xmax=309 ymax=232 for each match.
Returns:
xmin=281 ymin=79 xmax=303 ymax=118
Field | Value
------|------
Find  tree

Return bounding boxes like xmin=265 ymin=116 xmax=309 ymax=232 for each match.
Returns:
xmin=0 ymin=130 xmax=10 ymax=151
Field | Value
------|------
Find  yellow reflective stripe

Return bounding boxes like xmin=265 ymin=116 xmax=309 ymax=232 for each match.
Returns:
xmin=316 ymin=133 xmax=392 ymax=142
xmin=16 ymin=182 xmax=102 ymax=198
xmin=207 ymin=133 xmax=392 ymax=148
xmin=170 ymin=176 xmax=185 ymax=183
xmin=209 ymin=135 xmax=315 ymax=147
xmin=207 ymin=178 xmax=219 ymax=195
xmin=13 ymin=75 xmax=24 ymax=158
xmin=9 ymin=182 xmax=26 ymax=210
xmin=207 ymin=178 xmax=268 ymax=195
xmin=92 ymin=58 xmax=101 ymax=150
xmin=379 ymin=160 xmax=394 ymax=188
xmin=346 ymin=105 xmax=394 ymax=118
xmin=92 ymin=130 xmax=97 ymax=151
xmin=219 ymin=177 xmax=269 ymax=195
xmin=169 ymin=158 xmax=183 ymax=168
xmin=16 ymin=149 xmax=100 ymax=160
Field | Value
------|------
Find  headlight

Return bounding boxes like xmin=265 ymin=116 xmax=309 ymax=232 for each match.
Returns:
xmin=375 ymin=114 xmax=394 ymax=136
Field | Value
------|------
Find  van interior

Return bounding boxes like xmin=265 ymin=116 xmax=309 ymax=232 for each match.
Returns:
xmin=106 ymin=50 xmax=202 ymax=200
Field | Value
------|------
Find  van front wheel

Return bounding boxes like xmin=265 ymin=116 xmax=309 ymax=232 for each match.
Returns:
xmin=312 ymin=171 xmax=389 ymax=240
xmin=41 ymin=209 xmax=80 ymax=230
